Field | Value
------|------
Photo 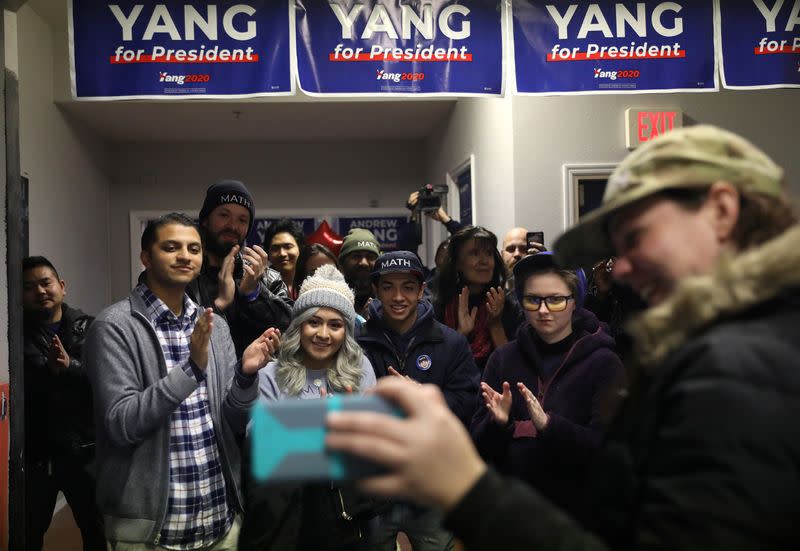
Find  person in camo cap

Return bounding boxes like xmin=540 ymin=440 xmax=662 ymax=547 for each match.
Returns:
xmin=324 ymin=125 xmax=800 ymax=550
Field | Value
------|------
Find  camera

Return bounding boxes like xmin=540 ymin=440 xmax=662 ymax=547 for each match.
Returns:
xmin=415 ymin=184 xmax=448 ymax=213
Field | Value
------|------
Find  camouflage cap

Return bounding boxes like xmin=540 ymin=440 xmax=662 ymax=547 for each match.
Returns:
xmin=554 ymin=125 xmax=785 ymax=267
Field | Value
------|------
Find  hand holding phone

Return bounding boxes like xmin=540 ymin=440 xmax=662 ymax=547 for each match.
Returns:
xmin=250 ymin=394 xmax=402 ymax=484
xmin=526 ymin=231 xmax=546 ymax=254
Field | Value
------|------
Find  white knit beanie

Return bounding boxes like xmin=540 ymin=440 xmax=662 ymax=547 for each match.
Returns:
xmin=293 ymin=264 xmax=356 ymax=330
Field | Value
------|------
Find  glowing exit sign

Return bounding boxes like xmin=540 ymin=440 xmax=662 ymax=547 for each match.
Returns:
xmin=625 ymin=108 xmax=683 ymax=149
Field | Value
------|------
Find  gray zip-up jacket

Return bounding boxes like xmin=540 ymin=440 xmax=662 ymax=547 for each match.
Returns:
xmin=85 ymin=291 xmax=258 ymax=544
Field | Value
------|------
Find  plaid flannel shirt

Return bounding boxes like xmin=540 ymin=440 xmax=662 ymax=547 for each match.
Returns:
xmin=135 ymin=284 xmax=234 ymax=550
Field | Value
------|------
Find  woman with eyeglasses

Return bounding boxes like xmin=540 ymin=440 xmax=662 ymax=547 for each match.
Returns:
xmin=470 ymin=252 xmax=624 ymax=517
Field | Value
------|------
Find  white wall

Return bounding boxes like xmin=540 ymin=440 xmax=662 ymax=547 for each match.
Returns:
xmin=424 ymin=96 xmax=515 ymax=258
xmin=511 ymin=90 xmax=800 ymax=247
xmin=17 ymin=5 xmax=112 ymax=315
xmin=108 ymin=140 xmax=424 ymax=300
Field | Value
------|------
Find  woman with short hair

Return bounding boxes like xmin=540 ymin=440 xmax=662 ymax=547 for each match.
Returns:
xmin=470 ymin=252 xmax=624 ymax=517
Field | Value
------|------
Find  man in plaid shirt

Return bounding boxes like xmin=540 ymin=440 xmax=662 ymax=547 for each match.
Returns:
xmin=86 ymin=213 xmax=280 ymax=549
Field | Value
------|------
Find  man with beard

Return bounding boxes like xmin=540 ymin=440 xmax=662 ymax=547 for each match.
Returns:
xmin=22 ymin=256 xmax=104 ymax=550
xmin=338 ymin=228 xmax=381 ymax=316
xmin=190 ymin=180 xmax=292 ymax=356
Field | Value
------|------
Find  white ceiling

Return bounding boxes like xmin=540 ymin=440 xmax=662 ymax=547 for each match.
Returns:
xmin=58 ymin=99 xmax=456 ymax=142
xmin=28 ymin=0 xmax=456 ymax=142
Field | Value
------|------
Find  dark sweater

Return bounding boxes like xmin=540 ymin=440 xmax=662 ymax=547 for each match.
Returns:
xmin=470 ymin=309 xmax=624 ymax=516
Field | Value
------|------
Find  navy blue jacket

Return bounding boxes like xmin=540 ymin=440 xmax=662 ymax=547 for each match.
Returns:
xmin=470 ymin=309 xmax=624 ymax=516
xmin=357 ymin=300 xmax=480 ymax=426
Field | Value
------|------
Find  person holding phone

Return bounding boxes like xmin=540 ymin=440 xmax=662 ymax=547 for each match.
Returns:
xmin=241 ymin=264 xmax=378 ymax=550
xmin=325 ymin=125 xmax=800 ymax=550
xmin=431 ymin=226 xmax=524 ymax=370
xmin=189 ymin=179 xmax=293 ymax=357
xmin=471 ymin=252 xmax=624 ymax=517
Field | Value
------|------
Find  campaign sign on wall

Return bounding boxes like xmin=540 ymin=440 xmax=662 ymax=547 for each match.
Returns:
xmin=69 ymin=0 xmax=293 ymax=99
xmin=295 ymin=0 xmax=504 ymax=95
xmin=512 ymin=0 xmax=717 ymax=94
xmin=337 ymin=216 xmax=409 ymax=251
xmin=719 ymin=0 xmax=800 ymax=89
xmin=247 ymin=218 xmax=318 ymax=248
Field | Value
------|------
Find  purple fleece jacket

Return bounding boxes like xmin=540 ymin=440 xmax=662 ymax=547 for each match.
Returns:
xmin=470 ymin=309 xmax=624 ymax=516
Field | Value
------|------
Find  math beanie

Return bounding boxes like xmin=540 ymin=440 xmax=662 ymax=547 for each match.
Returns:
xmin=338 ymin=228 xmax=381 ymax=260
xmin=198 ymin=179 xmax=256 ymax=234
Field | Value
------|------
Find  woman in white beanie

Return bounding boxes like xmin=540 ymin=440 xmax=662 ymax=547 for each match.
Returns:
xmin=242 ymin=264 xmax=379 ymax=551
xmin=258 ymin=263 xmax=376 ymax=400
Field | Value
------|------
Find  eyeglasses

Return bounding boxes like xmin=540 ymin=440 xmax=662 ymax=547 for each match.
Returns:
xmin=521 ymin=295 xmax=573 ymax=312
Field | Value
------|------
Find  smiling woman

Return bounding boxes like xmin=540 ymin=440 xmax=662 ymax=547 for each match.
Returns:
xmin=431 ymin=226 xmax=524 ymax=370
xmin=243 ymin=264 xmax=379 ymax=549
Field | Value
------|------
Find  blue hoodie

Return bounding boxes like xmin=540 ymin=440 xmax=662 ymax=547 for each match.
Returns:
xmin=357 ymin=299 xmax=480 ymax=426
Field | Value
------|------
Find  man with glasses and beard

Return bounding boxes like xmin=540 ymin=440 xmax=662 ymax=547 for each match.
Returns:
xmin=190 ymin=180 xmax=292 ymax=356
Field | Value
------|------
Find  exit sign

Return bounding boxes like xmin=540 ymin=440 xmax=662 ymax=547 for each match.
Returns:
xmin=625 ymin=108 xmax=683 ymax=149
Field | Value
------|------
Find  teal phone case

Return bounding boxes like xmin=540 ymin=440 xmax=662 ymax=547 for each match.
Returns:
xmin=250 ymin=394 xmax=400 ymax=483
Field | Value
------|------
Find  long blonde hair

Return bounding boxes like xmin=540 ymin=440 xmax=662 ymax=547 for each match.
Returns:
xmin=275 ymin=307 xmax=365 ymax=396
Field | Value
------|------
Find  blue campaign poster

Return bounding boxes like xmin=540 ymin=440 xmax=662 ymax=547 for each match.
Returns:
xmin=512 ymin=0 xmax=717 ymax=94
xmin=248 ymin=217 xmax=317 ymax=248
xmin=336 ymin=216 xmax=409 ymax=251
xmin=70 ymin=0 xmax=293 ymax=98
xmin=719 ymin=0 xmax=800 ymax=89
xmin=295 ymin=0 xmax=504 ymax=95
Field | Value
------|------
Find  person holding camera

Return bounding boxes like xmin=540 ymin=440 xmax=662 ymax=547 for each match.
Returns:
xmin=396 ymin=189 xmax=466 ymax=262
xmin=188 ymin=180 xmax=292 ymax=357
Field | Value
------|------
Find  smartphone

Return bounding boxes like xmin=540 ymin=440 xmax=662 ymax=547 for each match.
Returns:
xmin=250 ymin=394 xmax=401 ymax=484
xmin=527 ymin=231 xmax=545 ymax=248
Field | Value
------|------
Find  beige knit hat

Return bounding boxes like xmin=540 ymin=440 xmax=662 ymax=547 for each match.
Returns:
xmin=293 ymin=264 xmax=356 ymax=329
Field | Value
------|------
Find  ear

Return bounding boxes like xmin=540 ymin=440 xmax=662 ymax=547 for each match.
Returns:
xmin=418 ymin=282 xmax=426 ymax=301
xmin=59 ymin=279 xmax=67 ymax=295
xmin=704 ymin=181 xmax=740 ymax=243
xmin=140 ymin=249 xmax=152 ymax=270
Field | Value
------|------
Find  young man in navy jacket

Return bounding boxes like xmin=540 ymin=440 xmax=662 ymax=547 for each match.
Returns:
xmin=357 ymin=251 xmax=479 ymax=550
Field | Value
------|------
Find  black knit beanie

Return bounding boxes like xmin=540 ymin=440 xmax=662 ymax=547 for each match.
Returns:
xmin=198 ymin=180 xmax=256 ymax=233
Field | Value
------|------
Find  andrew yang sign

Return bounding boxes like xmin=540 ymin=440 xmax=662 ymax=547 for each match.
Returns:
xmin=511 ymin=0 xmax=717 ymax=94
xmin=719 ymin=0 xmax=800 ymax=89
xmin=70 ymin=0 xmax=293 ymax=98
xmin=295 ymin=0 xmax=504 ymax=95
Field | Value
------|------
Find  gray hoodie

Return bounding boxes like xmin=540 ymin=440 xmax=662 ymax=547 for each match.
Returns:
xmin=85 ymin=291 xmax=257 ymax=544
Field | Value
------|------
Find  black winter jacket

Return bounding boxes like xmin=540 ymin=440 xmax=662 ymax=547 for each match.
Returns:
xmin=358 ymin=300 xmax=480 ymax=427
xmin=23 ymin=304 xmax=95 ymax=462
xmin=443 ymin=227 xmax=800 ymax=550
xmin=187 ymin=262 xmax=292 ymax=357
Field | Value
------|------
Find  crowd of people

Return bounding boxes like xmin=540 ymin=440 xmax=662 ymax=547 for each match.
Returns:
xmin=22 ymin=124 xmax=798 ymax=550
